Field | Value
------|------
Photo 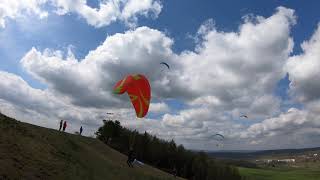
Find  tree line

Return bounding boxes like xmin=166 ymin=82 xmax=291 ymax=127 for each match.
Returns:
xmin=95 ymin=119 xmax=243 ymax=180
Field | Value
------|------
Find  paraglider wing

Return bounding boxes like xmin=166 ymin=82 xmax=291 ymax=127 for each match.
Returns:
xmin=240 ymin=115 xmax=248 ymax=118
xmin=126 ymin=74 xmax=151 ymax=118
xmin=212 ymin=134 xmax=224 ymax=141
xmin=214 ymin=134 xmax=224 ymax=138
xmin=160 ymin=62 xmax=170 ymax=69
xmin=113 ymin=74 xmax=151 ymax=118
xmin=133 ymin=159 xmax=145 ymax=166
xmin=113 ymin=75 xmax=134 ymax=95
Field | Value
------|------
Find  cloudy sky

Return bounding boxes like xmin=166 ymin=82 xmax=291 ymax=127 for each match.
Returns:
xmin=1 ymin=0 xmax=320 ymax=151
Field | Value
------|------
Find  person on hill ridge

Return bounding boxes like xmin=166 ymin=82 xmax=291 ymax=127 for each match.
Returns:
xmin=63 ymin=121 xmax=67 ymax=132
xmin=80 ymin=126 xmax=83 ymax=135
xmin=173 ymin=166 xmax=177 ymax=178
xmin=59 ymin=120 xmax=63 ymax=131
xmin=127 ymin=147 xmax=135 ymax=167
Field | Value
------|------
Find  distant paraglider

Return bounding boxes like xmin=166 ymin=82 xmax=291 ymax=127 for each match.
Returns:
xmin=106 ymin=112 xmax=117 ymax=121
xmin=240 ymin=115 xmax=248 ymax=118
xmin=160 ymin=62 xmax=170 ymax=69
xmin=113 ymin=74 xmax=151 ymax=118
xmin=212 ymin=134 xmax=224 ymax=148
xmin=212 ymin=134 xmax=224 ymax=141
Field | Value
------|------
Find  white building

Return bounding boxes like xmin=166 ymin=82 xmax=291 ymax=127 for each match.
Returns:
xmin=277 ymin=159 xmax=295 ymax=163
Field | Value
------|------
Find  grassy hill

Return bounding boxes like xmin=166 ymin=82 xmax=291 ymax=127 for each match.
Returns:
xmin=0 ymin=113 xmax=184 ymax=180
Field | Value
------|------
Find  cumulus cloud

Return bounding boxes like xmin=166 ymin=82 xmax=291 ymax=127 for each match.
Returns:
xmin=51 ymin=0 xmax=162 ymax=28
xmin=179 ymin=7 xmax=295 ymax=121
xmin=229 ymin=21 xmax=320 ymax=149
xmin=21 ymin=27 xmax=175 ymax=108
xmin=265 ymin=23 xmax=320 ymax=149
xmin=19 ymin=6 xmax=297 ymax=113
xmin=0 ymin=0 xmax=162 ymax=28
xmin=286 ymin=24 xmax=320 ymax=103
xmin=179 ymin=7 xmax=294 ymax=100
xmin=0 ymin=0 xmax=48 ymax=28
xmin=149 ymin=102 xmax=169 ymax=113
xmin=238 ymin=108 xmax=320 ymax=149
xmin=241 ymin=108 xmax=308 ymax=138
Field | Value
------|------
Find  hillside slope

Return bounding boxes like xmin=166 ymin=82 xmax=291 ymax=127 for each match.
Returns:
xmin=0 ymin=113 xmax=184 ymax=180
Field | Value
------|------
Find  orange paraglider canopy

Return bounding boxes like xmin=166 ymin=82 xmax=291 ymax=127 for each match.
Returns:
xmin=113 ymin=74 xmax=151 ymax=118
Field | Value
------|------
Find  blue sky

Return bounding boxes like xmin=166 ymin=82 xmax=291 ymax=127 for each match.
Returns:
xmin=1 ymin=0 xmax=320 ymax=150
xmin=139 ymin=0 xmax=320 ymax=53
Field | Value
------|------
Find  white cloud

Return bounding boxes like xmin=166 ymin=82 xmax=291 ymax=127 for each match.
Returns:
xmin=178 ymin=7 xmax=295 ymax=100
xmin=21 ymin=27 xmax=175 ymax=108
xmin=241 ymin=108 xmax=308 ymax=138
xmin=238 ymin=108 xmax=320 ymax=149
xmin=0 ymin=0 xmax=162 ymax=28
xmin=120 ymin=0 xmax=162 ymax=26
xmin=162 ymin=108 xmax=209 ymax=129
xmin=149 ymin=102 xmax=169 ymax=113
xmin=286 ymin=24 xmax=320 ymax=103
xmin=227 ymin=21 xmax=320 ymax=150
xmin=51 ymin=0 xmax=162 ymax=27
xmin=0 ymin=0 xmax=48 ymax=28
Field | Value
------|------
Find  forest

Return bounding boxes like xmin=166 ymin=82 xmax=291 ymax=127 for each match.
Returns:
xmin=95 ymin=120 xmax=242 ymax=180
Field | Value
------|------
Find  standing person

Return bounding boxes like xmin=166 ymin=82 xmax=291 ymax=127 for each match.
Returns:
xmin=59 ymin=120 xmax=63 ymax=131
xmin=173 ymin=166 xmax=177 ymax=178
xmin=63 ymin=121 xmax=67 ymax=132
xmin=127 ymin=147 xmax=134 ymax=167
xmin=80 ymin=126 xmax=83 ymax=135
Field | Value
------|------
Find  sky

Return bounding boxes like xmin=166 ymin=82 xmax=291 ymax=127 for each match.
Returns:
xmin=1 ymin=0 xmax=320 ymax=151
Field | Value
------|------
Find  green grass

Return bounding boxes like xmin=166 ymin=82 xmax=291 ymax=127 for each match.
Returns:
xmin=239 ymin=166 xmax=320 ymax=180
xmin=0 ymin=113 xmax=184 ymax=180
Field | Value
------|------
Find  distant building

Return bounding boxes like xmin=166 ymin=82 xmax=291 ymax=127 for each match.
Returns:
xmin=277 ymin=159 xmax=295 ymax=163
xmin=257 ymin=159 xmax=295 ymax=164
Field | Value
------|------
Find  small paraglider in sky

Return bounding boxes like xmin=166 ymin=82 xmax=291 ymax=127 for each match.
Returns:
xmin=212 ymin=134 xmax=224 ymax=141
xmin=159 ymin=62 xmax=170 ymax=75
xmin=113 ymin=74 xmax=151 ymax=118
xmin=160 ymin=62 xmax=170 ymax=69
xmin=240 ymin=115 xmax=248 ymax=118
xmin=212 ymin=134 xmax=224 ymax=148
xmin=105 ymin=112 xmax=117 ymax=121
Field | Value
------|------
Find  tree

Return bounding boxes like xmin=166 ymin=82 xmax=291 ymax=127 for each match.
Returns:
xmin=95 ymin=120 xmax=120 ymax=144
xmin=95 ymin=120 xmax=242 ymax=180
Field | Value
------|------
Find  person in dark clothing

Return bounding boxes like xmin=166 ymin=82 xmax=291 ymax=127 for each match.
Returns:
xmin=80 ymin=126 xmax=83 ymax=135
xmin=127 ymin=148 xmax=135 ymax=167
xmin=173 ymin=166 xmax=177 ymax=178
xmin=59 ymin=120 xmax=63 ymax=131
xmin=63 ymin=121 xmax=67 ymax=132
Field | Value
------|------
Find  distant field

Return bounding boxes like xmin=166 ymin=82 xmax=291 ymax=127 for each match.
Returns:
xmin=239 ymin=167 xmax=320 ymax=180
